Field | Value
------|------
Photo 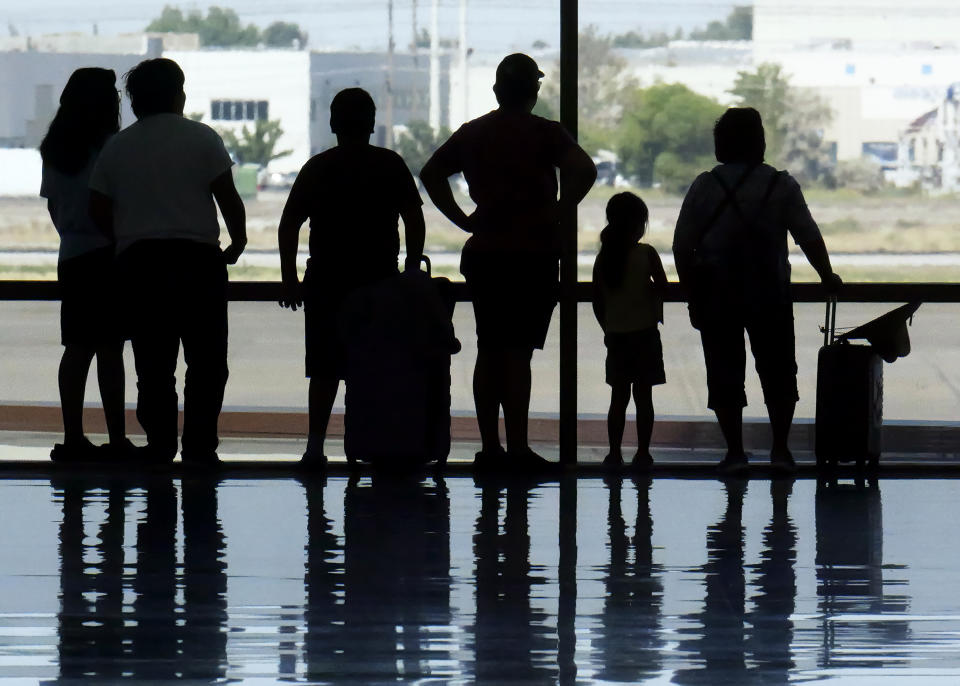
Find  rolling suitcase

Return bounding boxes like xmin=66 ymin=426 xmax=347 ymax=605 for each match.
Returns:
xmin=815 ymin=298 xmax=883 ymax=470
xmin=339 ymin=257 xmax=460 ymax=467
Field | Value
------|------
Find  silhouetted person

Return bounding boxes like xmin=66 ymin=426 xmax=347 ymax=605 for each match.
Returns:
xmin=90 ymin=58 xmax=247 ymax=466
xmin=673 ymin=107 xmax=842 ymax=474
xmin=594 ymin=475 xmax=663 ymax=682
xmin=40 ymin=68 xmax=133 ymax=462
xmin=278 ymin=88 xmax=425 ymax=468
xmin=673 ymin=479 xmax=748 ymax=684
xmin=471 ymin=478 xmax=557 ymax=683
xmin=420 ymin=54 xmax=597 ymax=471
xmin=592 ymin=193 xmax=667 ymax=471
xmin=748 ymin=480 xmax=797 ymax=683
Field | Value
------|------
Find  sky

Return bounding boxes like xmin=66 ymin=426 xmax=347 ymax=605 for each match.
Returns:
xmin=3 ymin=0 xmax=738 ymax=53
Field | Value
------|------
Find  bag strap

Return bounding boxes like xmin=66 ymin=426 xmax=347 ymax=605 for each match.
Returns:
xmin=695 ymin=164 xmax=757 ymax=246
xmin=711 ymin=167 xmax=783 ymax=238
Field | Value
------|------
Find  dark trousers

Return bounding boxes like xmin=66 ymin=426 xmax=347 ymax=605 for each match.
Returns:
xmin=119 ymin=240 xmax=229 ymax=458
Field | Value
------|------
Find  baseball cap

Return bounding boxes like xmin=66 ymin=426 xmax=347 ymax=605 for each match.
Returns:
xmin=495 ymin=53 xmax=545 ymax=86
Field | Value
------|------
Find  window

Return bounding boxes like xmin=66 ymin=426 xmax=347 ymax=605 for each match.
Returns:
xmin=211 ymin=99 xmax=269 ymax=121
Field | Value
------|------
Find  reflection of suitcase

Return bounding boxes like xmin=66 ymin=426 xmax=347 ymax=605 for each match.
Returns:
xmin=815 ymin=299 xmax=883 ymax=469
xmin=340 ymin=258 xmax=459 ymax=466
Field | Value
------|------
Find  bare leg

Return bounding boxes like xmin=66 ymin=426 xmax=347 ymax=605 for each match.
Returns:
xmin=95 ymin=342 xmax=126 ymax=445
xmin=714 ymin=404 xmax=745 ymax=457
xmin=633 ymin=383 xmax=655 ymax=459
xmin=767 ymin=399 xmax=796 ymax=465
xmin=501 ymin=347 xmax=534 ymax=455
xmin=307 ymin=374 xmax=340 ymax=457
xmin=473 ymin=347 xmax=503 ymax=454
xmin=59 ymin=345 xmax=95 ymax=445
xmin=606 ymin=383 xmax=631 ymax=460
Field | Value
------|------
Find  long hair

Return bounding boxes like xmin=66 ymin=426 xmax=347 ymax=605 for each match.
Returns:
xmin=598 ymin=192 xmax=649 ymax=289
xmin=39 ymin=68 xmax=120 ymax=176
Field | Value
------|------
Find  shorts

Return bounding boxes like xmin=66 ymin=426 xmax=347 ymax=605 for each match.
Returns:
xmin=462 ymin=251 xmax=558 ymax=351
xmin=699 ymin=304 xmax=799 ymax=410
xmin=57 ymin=246 xmax=122 ymax=348
xmin=604 ymin=327 xmax=666 ymax=387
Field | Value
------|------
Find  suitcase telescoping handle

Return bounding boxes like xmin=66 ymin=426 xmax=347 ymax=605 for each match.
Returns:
xmin=823 ymin=296 xmax=837 ymax=346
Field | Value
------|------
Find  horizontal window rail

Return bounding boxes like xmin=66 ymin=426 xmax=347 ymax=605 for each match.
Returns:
xmin=0 ymin=280 xmax=959 ymax=303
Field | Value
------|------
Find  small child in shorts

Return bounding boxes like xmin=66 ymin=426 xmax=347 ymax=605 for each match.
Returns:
xmin=592 ymin=192 xmax=668 ymax=470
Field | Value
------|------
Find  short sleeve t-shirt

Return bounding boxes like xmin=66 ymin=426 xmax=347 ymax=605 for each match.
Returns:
xmin=89 ymin=113 xmax=233 ymax=254
xmin=40 ymin=157 xmax=111 ymax=262
xmin=428 ymin=109 xmax=577 ymax=255
xmin=280 ymin=144 xmax=422 ymax=283
xmin=672 ymin=162 xmax=822 ymax=292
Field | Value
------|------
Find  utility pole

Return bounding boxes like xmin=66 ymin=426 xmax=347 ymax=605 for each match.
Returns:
xmin=429 ymin=0 xmax=440 ymax=131
xmin=458 ymin=0 xmax=468 ymax=126
xmin=385 ymin=0 xmax=395 ymax=149
xmin=411 ymin=0 xmax=419 ymax=119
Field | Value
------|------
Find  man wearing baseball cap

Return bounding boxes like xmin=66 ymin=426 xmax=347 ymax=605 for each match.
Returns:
xmin=421 ymin=53 xmax=596 ymax=472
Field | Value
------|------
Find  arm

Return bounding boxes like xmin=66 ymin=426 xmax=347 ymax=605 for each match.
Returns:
xmin=557 ymin=144 xmax=597 ymax=215
xmin=799 ymin=235 xmax=842 ymax=292
xmin=400 ymin=203 xmax=426 ymax=272
xmin=277 ymin=182 xmax=307 ymax=311
xmin=420 ymin=156 xmax=472 ymax=232
xmin=786 ymin=179 xmax=842 ymax=292
xmin=591 ymin=260 xmax=606 ymax=331
xmin=648 ymin=245 xmax=669 ymax=292
xmin=672 ymin=182 xmax=701 ymax=292
xmin=210 ymin=170 xmax=247 ymax=265
xmin=89 ymin=190 xmax=114 ymax=241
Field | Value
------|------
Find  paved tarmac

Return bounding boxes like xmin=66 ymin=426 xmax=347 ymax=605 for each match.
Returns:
xmin=1 ymin=301 xmax=957 ymax=422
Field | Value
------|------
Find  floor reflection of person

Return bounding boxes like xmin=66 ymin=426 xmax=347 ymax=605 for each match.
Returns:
xmin=815 ymin=478 xmax=910 ymax=669
xmin=472 ymin=478 xmax=557 ymax=684
xmin=302 ymin=475 xmax=344 ymax=681
xmin=179 ymin=478 xmax=228 ymax=681
xmin=54 ymin=478 xmax=127 ymax=680
xmin=594 ymin=476 xmax=663 ymax=682
xmin=54 ymin=477 xmax=229 ymax=681
xmin=339 ymin=474 xmax=452 ymax=681
xmin=673 ymin=479 xmax=748 ymax=684
xmin=748 ymin=480 xmax=797 ymax=683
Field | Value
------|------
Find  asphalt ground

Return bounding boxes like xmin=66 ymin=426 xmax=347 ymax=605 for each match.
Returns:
xmin=1 ymin=301 xmax=957 ymax=423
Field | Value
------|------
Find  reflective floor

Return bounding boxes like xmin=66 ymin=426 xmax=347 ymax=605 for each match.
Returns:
xmin=1 ymin=475 xmax=959 ymax=684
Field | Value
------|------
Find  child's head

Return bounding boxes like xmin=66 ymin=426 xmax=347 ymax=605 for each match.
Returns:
xmin=605 ymin=192 xmax=648 ymax=240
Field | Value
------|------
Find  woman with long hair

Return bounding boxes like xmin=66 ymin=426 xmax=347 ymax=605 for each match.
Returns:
xmin=40 ymin=67 xmax=131 ymax=461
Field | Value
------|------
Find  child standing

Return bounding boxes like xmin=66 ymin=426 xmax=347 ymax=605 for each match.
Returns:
xmin=592 ymin=193 xmax=667 ymax=470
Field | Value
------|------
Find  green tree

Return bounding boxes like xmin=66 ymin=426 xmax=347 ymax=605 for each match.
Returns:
xmin=730 ymin=62 xmax=834 ymax=184
xmin=219 ymin=119 xmax=292 ymax=167
xmin=395 ymin=120 xmax=451 ymax=176
xmin=611 ymin=29 xmax=674 ymax=49
xmin=617 ymin=82 xmax=724 ymax=192
xmin=689 ymin=6 xmax=752 ymax=41
xmin=263 ymin=21 xmax=307 ymax=47
xmin=146 ymin=5 xmax=307 ymax=48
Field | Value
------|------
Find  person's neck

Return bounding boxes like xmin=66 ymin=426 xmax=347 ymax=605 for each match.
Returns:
xmin=336 ymin=134 xmax=371 ymax=147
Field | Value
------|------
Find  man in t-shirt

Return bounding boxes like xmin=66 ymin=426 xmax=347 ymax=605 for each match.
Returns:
xmin=90 ymin=58 xmax=247 ymax=466
xmin=277 ymin=87 xmax=425 ymax=467
xmin=420 ymin=53 xmax=596 ymax=470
